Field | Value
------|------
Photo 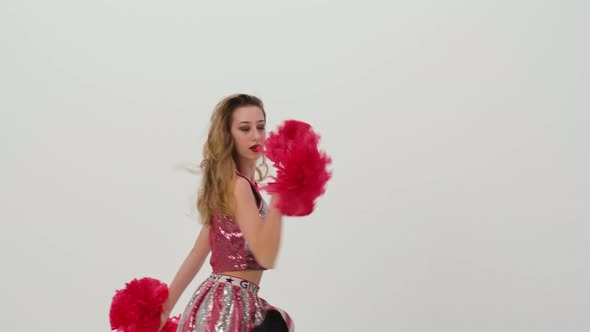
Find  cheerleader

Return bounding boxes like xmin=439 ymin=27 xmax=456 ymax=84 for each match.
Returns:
xmin=160 ymin=94 xmax=293 ymax=331
xmin=110 ymin=93 xmax=330 ymax=332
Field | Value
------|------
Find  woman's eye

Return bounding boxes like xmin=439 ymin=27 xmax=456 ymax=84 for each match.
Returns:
xmin=239 ymin=127 xmax=250 ymax=132
xmin=257 ymin=126 xmax=265 ymax=130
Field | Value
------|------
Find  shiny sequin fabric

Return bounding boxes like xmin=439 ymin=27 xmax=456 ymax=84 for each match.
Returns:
xmin=177 ymin=173 xmax=293 ymax=331
xmin=208 ymin=201 xmax=268 ymax=273
xmin=176 ymin=274 xmax=293 ymax=332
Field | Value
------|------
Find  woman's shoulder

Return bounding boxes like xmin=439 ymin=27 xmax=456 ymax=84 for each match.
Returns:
xmin=233 ymin=175 xmax=252 ymax=198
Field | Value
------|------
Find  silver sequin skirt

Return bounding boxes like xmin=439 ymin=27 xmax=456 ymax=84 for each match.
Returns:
xmin=177 ymin=273 xmax=294 ymax=332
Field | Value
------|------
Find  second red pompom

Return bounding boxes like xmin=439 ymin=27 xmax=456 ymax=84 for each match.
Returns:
xmin=262 ymin=120 xmax=332 ymax=216
xmin=109 ymin=277 xmax=180 ymax=332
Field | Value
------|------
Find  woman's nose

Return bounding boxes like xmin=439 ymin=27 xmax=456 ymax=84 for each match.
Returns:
xmin=252 ymin=130 xmax=261 ymax=141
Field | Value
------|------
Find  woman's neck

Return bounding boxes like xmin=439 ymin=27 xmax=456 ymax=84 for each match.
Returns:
xmin=236 ymin=161 xmax=256 ymax=182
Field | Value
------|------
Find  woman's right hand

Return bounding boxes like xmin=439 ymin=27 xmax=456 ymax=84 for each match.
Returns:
xmin=158 ymin=311 xmax=171 ymax=332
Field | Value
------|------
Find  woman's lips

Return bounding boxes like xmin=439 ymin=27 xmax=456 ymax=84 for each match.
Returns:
xmin=250 ymin=145 xmax=262 ymax=152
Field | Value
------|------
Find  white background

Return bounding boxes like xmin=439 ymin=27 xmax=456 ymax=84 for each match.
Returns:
xmin=2 ymin=1 xmax=589 ymax=331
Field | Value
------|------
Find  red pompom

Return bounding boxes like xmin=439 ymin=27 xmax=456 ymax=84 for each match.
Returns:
xmin=109 ymin=277 xmax=179 ymax=332
xmin=262 ymin=120 xmax=332 ymax=216
xmin=161 ymin=315 xmax=181 ymax=332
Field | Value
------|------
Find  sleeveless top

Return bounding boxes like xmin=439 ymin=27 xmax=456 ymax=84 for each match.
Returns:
xmin=208 ymin=172 xmax=268 ymax=273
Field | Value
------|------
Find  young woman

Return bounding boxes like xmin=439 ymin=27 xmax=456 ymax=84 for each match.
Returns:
xmin=160 ymin=94 xmax=293 ymax=331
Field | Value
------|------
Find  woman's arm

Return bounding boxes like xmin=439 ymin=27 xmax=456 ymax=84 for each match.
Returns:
xmin=233 ymin=177 xmax=283 ymax=269
xmin=162 ymin=225 xmax=210 ymax=314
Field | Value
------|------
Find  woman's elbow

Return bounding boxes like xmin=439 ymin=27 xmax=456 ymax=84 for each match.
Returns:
xmin=259 ymin=261 xmax=276 ymax=270
xmin=255 ymin=253 xmax=277 ymax=270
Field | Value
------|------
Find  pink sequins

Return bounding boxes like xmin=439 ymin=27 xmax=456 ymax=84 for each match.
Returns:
xmin=209 ymin=199 xmax=268 ymax=273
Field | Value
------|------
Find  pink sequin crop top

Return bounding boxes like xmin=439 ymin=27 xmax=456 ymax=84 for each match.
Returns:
xmin=208 ymin=173 xmax=268 ymax=273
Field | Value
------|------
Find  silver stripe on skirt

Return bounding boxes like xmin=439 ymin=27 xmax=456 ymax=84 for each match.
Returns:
xmin=176 ymin=275 xmax=293 ymax=332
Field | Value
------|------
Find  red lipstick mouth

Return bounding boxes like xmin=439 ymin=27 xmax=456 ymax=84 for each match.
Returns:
xmin=249 ymin=144 xmax=262 ymax=152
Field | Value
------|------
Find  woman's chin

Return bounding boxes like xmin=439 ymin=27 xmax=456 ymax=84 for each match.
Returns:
xmin=238 ymin=151 xmax=261 ymax=161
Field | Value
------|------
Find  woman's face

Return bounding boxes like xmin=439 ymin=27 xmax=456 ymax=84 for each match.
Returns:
xmin=230 ymin=105 xmax=266 ymax=162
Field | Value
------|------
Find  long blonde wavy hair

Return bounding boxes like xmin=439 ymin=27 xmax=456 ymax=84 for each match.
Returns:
xmin=197 ymin=94 xmax=269 ymax=225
